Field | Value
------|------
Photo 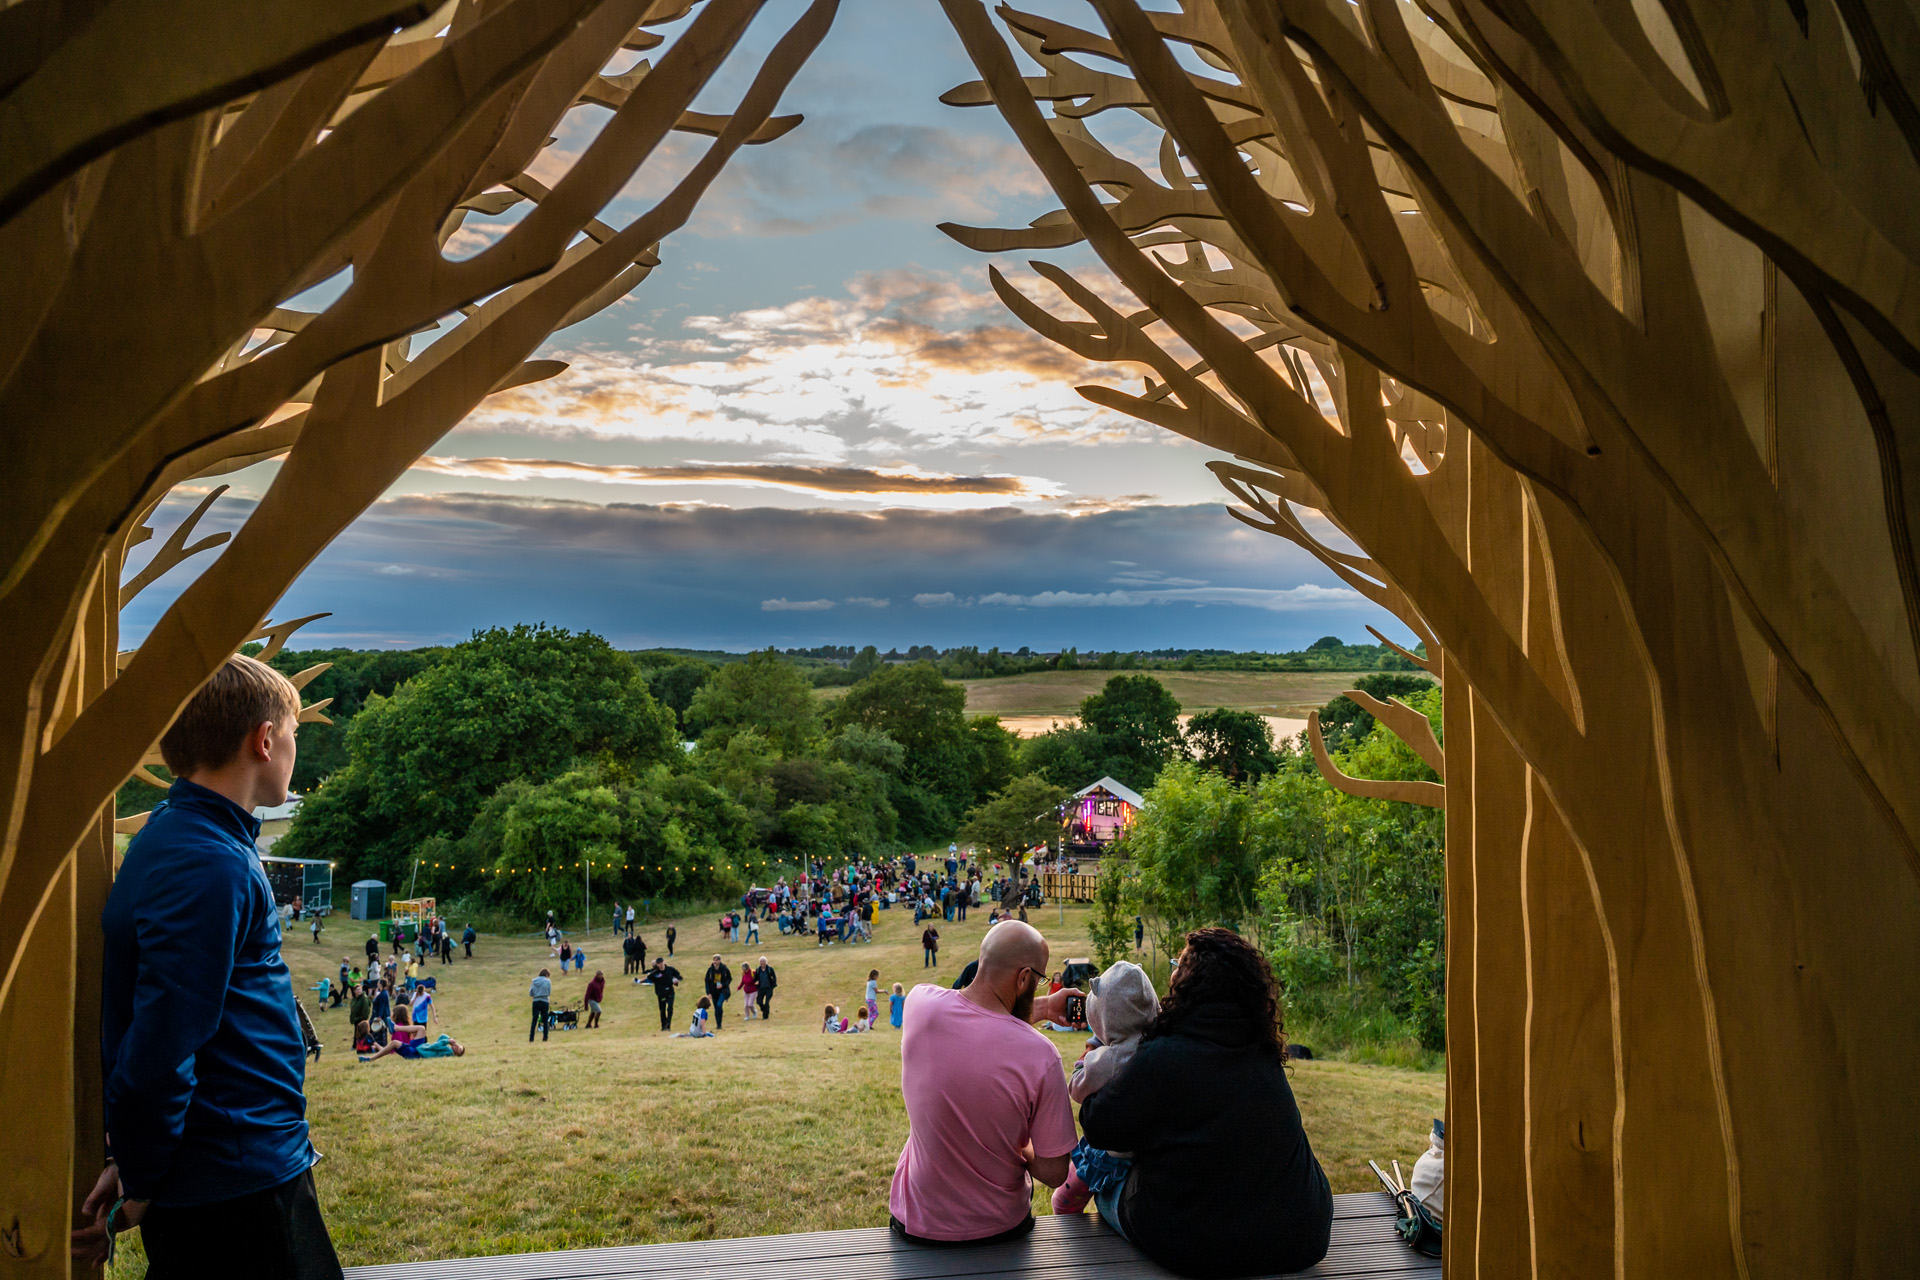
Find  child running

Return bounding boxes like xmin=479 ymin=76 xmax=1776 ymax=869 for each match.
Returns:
xmin=864 ymin=969 xmax=880 ymax=1026
xmin=1053 ymin=959 xmax=1160 ymax=1214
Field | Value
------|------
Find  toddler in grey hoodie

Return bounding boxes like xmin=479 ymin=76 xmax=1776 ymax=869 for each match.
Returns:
xmin=1054 ymin=959 xmax=1159 ymax=1214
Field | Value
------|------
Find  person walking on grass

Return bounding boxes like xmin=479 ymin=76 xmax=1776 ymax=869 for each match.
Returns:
xmin=755 ymin=956 xmax=777 ymax=1020
xmin=75 ymin=654 xmax=345 ymax=1279
xmin=639 ymin=957 xmax=681 ymax=1031
xmin=705 ymin=954 xmax=733 ymax=1030
xmin=890 ymin=982 xmax=905 ymax=1029
xmin=922 ymin=924 xmax=940 ymax=968
xmin=529 ymin=968 xmax=553 ymax=1042
xmin=745 ymin=911 xmax=760 ymax=945
xmin=584 ymin=970 xmax=606 ymax=1030
xmin=666 ymin=923 xmax=677 ymax=957
xmin=463 ymin=922 xmax=476 ymax=958
xmin=865 ymin=970 xmax=881 ymax=1027
xmin=626 ymin=903 xmax=636 ymax=936
xmin=740 ymin=961 xmax=760 ymax=1021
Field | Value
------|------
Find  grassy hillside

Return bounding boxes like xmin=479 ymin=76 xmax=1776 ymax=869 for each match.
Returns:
xmin=110 ymin=902 xmax=1441 ymax=1273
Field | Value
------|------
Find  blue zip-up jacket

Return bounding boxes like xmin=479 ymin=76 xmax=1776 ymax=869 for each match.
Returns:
xmin=101 ymin=778 xmax=311 ymax=1206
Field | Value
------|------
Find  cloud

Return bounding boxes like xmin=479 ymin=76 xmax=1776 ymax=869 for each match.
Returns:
xmin=120 ymin=491 xmax=1409 ymax=654
xmin=462 ymin=268 xmax=1147 ymax=457
xmin=650 ymin=123 xmax=1052 ymax=237
xmin=410 ymin=455 xmax=1062 ymax=504
xmin=973 ymin=585 xmax=1364 ymax=611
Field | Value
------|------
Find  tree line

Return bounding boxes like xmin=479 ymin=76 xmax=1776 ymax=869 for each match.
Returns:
xmin=1086 ymin=679 xmax=1447 ymax=1059
xmin=245 ymin=625 xmax=1442 ymax=1054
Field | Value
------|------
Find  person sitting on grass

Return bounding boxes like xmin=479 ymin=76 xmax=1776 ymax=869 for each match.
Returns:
xmin=675 ymin=995 xmax=715 ymax=1038
xmin=361 ymin=1033 xmax=465 ymax=1062
xmin=889 ymin=920 xmax=1076 ymax=1245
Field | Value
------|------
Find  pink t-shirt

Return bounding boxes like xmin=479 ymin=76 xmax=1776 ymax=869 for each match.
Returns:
xmin=890 ymin=984 xmax=1077 ymax=1240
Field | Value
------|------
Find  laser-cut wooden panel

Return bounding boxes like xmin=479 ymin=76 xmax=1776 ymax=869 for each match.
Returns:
xmin=936 ymin=1 xmax=1920 ymax=1274
xmin=0 ymin=2 xmax=834 ymax=1273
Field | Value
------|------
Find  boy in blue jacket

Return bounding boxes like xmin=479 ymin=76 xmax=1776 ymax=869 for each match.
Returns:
xmin=70 ymin=654 xmax=342 ymax=1278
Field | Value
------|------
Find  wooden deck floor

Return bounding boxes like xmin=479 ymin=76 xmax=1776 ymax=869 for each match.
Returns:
xmin=344 ymin=1192 xmax=1437 ymax=1280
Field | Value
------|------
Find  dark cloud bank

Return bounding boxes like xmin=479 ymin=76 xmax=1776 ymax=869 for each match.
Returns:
xmin=121 ymin=493 xmax=1404 ymax=652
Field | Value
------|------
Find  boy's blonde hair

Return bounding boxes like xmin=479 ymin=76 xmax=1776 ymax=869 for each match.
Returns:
xmin=159 ymin=653 xmax=300 ymax=777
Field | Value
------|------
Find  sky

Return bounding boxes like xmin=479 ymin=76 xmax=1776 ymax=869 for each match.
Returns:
xmin=122 ymin=0 xmax=1405 ymax=655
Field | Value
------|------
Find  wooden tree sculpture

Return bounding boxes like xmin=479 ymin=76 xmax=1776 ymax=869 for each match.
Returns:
xmin=937 ymin=1 xmax=1920 ymax=1275
xmin=0 ymin=1 xmax=836 ymax=1271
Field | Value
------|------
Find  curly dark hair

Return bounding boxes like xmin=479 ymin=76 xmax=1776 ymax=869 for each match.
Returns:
xmin=1147 ymin=927 xmax=1286 ymax=1054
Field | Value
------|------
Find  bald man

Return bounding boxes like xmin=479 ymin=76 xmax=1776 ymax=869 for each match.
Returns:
xmin=889 ymin=921 xmax=1078 ymax=1244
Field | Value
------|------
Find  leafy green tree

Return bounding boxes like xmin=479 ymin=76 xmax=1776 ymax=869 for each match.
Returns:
xmin=828 ymin=723 xmax=905 ymax=774
xmin=276 ymin=624 xmax=676 ymax=883
xmin=1185 ymin=707 xmax=1280 ymax=782
xmin=1121 ymin=761 xmax=1266 ymax=954
xmin=957 ymin=775 xmax=1068 ymax=903
xmin=258 ymin=645 xmax=448 ymax=791
xmin=1078 ymin=673 xmax=1186 ymax=789
xmin=455 ymin=761 xmax=755 ymax=920
xmin=827 ymin=661 xmax=998 ymax=840
xmin=620 ymin=764 xmax=756 ymax=899
xmin=1254 ymin=686 xmax=1446 ymax=1050
xmin=849 ymin=644 xmax=881 ymax=679
xmin=686 ymin=648 xmax=820 ymax=756
xmin=1018 ymin=723 xmax=1106 ymax=789
xmin=967 ymin=716 xmax=1021 ymax=800
xmin=1088 ymin=857 xmax=1138 ymax=968
xmin=642 ymin=658 xmax=714 ymax=734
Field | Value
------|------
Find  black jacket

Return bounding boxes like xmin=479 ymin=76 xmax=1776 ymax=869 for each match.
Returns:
xmin=705 ymin=962 xmax=732 ymax=998
xmin=1079 ymin=1001 xmax=1332 ymax=1278
xmin=756 ymin=962 xmax=777 ymax=992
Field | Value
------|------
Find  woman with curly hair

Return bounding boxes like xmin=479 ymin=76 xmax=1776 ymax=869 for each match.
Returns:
xmin=1077 ymin=928 xmax=1332 ymax=1277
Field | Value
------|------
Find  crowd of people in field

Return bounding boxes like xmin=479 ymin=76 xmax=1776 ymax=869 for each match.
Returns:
xmin=316 ymin=913 xmax=477 ymax=1062
xmin=78 ymin=650 xmax=1357 ymax=1280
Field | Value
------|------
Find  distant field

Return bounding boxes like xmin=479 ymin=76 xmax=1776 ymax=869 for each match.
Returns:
xmin=958 ymin=669 xmax=1364 ymax=719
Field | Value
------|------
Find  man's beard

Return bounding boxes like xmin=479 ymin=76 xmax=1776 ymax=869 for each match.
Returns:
xmin=1010 ymin=973 xmax=1038 ymax=1022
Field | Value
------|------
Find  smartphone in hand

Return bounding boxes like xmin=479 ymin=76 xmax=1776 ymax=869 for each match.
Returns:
xmin=1063 ymin=991 xmax=1087 ymax=1025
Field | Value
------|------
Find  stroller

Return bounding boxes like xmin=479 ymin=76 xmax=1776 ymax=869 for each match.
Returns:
xmin=549 ymin=1002 xmax=581 ymax=1031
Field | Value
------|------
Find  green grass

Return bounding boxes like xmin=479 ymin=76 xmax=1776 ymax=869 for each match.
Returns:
xmin=109 ymin=902 xmax=1441 ymax=1275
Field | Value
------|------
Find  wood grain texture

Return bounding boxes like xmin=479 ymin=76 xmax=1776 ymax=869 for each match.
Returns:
xmin=937 ymin=0 xmax=1920 ymax=1273
xmin=0 ymin=2 xmax=834 ymax=1272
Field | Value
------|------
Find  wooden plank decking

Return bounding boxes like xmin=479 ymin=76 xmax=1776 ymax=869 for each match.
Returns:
xmin=344 ymin=1191 xmax=1436 ymax=1280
